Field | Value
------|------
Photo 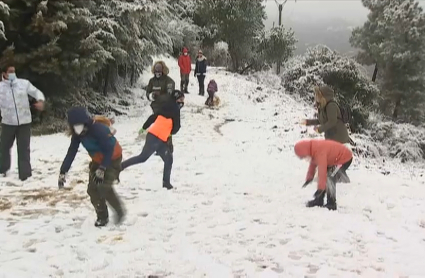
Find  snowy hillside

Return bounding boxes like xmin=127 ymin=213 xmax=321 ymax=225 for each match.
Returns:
xmin=1 ymin=56 xmax=425 ymax=278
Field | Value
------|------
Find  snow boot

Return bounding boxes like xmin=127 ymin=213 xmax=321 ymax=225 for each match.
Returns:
xmin=306 ymin=189 xmax=325 ymax=208
xmin=95 ymin=217 xmax=109 ymax=227
xmin=325 ymin=191 xmax=337 ymax=210
xmin=163 ymin=181 xmax=173 ymax=190
xmin=114 ymin=209 xmax=125 ymax=225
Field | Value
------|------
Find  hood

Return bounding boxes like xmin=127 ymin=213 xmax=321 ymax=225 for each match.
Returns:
xmin=197 ymin=55 xmax=207 ymax=61
xmin=67 ymin=107 xmax=93 ymax=125
xmin=151 ymin=60 xmax=169 ymax=75
xmin=294 ymin=140 xmax=312 ymax=158
xmin=182 ymin=47 xmax=188 ymax=54
xmin=319 ymin=85 xmax=334 ymax=101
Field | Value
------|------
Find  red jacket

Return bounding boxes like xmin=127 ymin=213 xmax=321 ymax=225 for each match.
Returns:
xmin=294 ymin=139 xmax=352 ymax=190
xmin=178 ymin=51 xmax=192 ymax=74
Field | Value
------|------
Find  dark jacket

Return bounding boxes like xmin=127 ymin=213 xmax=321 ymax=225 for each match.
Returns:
xmin=146 ymin=75 xmax=175 ymax=100
xmin=194 ymin=55 xmax=207 ymax=76
xmin=60 ymin=107 xmax=122 ymax=174
xmin=143 ymin=98 xmax=181 ymax=136
xmin=306 ymin=86 xmax=349 ymax=144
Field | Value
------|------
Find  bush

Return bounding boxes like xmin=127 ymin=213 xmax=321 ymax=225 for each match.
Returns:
xmin=281 ymin=45 xmax=380 ymax=132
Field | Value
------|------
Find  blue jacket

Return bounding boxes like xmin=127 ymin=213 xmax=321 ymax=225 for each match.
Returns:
xmin=60 ymin=107 xmax=121 ymax=174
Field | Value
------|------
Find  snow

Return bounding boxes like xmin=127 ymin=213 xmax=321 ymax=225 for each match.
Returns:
xmin=1 ymin=56 xmax=425 ymax=278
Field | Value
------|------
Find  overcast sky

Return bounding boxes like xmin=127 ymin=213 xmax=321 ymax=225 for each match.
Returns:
xmin=264 ymin=0 xmax=425 ymax=28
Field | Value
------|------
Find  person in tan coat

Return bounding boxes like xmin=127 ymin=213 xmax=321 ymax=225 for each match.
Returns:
xmin=302 ymin=85 xmax=350 ymax=144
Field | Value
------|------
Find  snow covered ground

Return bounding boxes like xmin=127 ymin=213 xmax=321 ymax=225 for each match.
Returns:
xmin=1 ymin=56 xmax=425 ymax=278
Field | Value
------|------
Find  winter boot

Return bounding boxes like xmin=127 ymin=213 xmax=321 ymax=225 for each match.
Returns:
xmin=163 ymin=181 xmax=173 ymax=190
xmin=325 ymin=190 xmax=337 ymax=210
xmin=95 ymin=217 xmax=109 ymax=227
xmin=306 ymin=189 xmax=325 ymax=208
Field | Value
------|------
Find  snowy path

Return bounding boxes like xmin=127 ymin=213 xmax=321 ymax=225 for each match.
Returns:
xmin=1 ymin=58 xmax=425 ymax=278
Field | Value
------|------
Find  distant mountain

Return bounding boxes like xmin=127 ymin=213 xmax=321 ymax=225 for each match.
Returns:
xmin=280 ymin=17 xmax=361 ymax=56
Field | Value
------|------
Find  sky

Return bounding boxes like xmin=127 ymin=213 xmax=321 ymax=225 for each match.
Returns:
xmin=264 ymin=0 xmax=425 ymax=28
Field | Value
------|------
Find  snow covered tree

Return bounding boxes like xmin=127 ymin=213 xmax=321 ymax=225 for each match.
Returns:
xmin=0 ymin=1 xmax=9 ymax=40
xmin=282 ymin=45 xmax=380 ymax=132
xmin=350 ymin=0 xmax=425 ymax=123
xmin=196 ymin=0 xmax=266 ymax=72
xmin=258 ymin=26 xmax=297 ymax=67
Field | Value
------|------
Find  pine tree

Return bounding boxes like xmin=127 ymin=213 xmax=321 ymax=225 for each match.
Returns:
xmin=196 ymin=0 xmax=266 ymax=72
xmin=0 ymin=1 xmax=9 ymax=40
xmin=350 ymin=0 xmax=425 ymax=123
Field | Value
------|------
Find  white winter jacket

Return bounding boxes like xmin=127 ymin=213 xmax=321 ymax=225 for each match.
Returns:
xmin=0 ymin=78 xmax=45 ymax=126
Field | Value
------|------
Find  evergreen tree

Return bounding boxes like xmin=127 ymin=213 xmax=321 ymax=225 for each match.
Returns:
xmin=196 ymin=0 xmax=266 ymax=72
xmin=350 ymin=0 xmax=425 ymax=123
xmin=258 ymin=25 xmax=297 ymax=68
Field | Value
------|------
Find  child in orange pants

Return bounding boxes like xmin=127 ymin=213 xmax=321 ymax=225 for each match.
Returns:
xmin=294 ymin=139 xmax=353 ymax=210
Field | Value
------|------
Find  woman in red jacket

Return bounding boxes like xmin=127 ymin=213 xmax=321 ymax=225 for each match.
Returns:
xmin=294 ymin=139 xmax=353 ymax=210
xmin=178 ymin=47 xmax=192 ymax=94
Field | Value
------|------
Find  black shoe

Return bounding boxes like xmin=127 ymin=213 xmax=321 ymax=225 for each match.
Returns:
xmin=306 ymin=189 xmax=325 ymax=208
xmin=163 ymin=182 xmax=173 ymax=190
xmin=19 ymin=173 xmax=32 ymax=181
xmin=94 ymin=218 xmax=109 ymax=227
xmin=325 ymin=201 xmax=337 ymax=210
xmin=114 ymin=210 xmax=125 ymax=225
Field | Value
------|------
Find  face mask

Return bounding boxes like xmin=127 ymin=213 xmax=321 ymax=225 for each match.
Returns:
xmin=73 ymin=124 xmax=85 ymax=135
xmin=183 ymin=53 xmax=188 ymax=56
xmin=8 ymin=73 xmax=16 ymax=81
xmin=154 ymin=72 xmax=162 ymax=78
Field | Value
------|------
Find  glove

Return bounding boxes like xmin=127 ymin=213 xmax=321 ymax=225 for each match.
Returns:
xmin=138 ymin=128 xmax=145 ymax=135
xmin=58 ymin=173 xmax=66 ymax=189
xmin=302 ymin=179 xmax=313 ymax=188
xmin=92 ymin=167 xmax=105 ymax=185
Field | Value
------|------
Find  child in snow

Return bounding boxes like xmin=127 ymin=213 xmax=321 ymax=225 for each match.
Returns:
xmin=294 ymin=139 xmax=353 ymax=210
xmin=121 ymin=90 xmax=184 ymax=190
xmin=205 ymin=79 xmax=218 ymax=107
xmin=58 ymin=107 xmax=125 ymax=227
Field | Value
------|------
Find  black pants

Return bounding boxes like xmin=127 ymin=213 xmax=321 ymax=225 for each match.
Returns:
xmin=121 ymin=133 xmax=173 ymax=184
xmin=0 ymin=123 xmax=32 ymax=180
xmin=197 ymin=75 xmax=205 ymax=95
xmin=326 ymin=158 xmax=353 ymax=199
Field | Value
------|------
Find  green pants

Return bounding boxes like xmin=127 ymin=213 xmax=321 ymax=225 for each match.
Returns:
xmin=88 ymin=157 xmax=123 ymax=220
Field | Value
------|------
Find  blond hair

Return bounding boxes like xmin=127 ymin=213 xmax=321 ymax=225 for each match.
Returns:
xmin=314 ymin=86 xmax=327 ymax=108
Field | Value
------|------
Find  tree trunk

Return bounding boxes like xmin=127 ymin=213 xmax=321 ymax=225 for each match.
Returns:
xmin=392 ymin=96 xmax=401 ymax=121
xmin=103 ymin=65 xmax=109 ymax=96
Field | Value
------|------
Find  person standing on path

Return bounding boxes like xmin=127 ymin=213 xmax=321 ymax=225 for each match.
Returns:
xmin=58 ymin=107 xmax=125 ymax=227
xmin=300 ymin=85 xmax=350 ymax=144
xmin=178 ymin=47 xmax=191 ymax=94
xmin=0 ymin=64 xmax=45 ymax=181
xmin=194 ymin=50 xmax=207 ymax=96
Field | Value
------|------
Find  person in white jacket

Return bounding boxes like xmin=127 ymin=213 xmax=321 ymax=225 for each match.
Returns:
xmin=0 ymin=64 xmax=45 ymax=181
